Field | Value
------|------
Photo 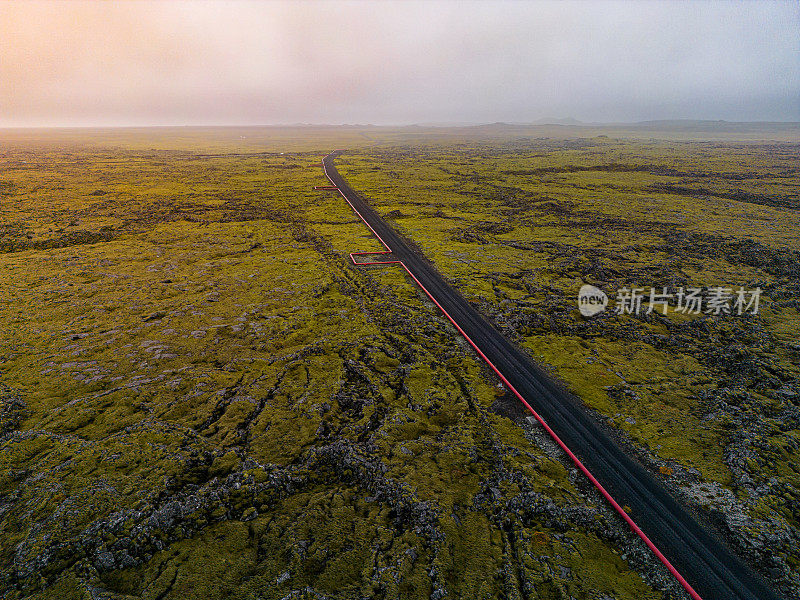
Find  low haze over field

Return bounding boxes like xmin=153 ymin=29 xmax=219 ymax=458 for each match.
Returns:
xmin=1 ymin=0 xmax=798 ymax=127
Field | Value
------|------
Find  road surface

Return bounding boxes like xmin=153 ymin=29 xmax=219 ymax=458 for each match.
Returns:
xmin=321 ymin=150 xmax=781 ymax=600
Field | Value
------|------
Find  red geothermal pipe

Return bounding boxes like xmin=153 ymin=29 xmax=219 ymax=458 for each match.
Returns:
xmin=318 ymin=151 xmax=703 ymax=600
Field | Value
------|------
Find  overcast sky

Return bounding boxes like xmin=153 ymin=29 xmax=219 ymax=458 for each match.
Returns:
xmin=1 ymin=0 xmax=797 ymax=127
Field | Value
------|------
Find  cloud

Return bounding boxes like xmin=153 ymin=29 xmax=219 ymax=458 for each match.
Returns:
xmin=1 ymin=0 xmax=797 ymax=126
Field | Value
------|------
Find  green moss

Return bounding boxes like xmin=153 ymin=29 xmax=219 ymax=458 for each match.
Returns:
xmin=15 ymin=129 xmax=794 ymax=598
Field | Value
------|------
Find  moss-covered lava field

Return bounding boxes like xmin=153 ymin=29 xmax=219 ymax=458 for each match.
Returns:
xmin=1 ymin=125 xmax=798 ymax=599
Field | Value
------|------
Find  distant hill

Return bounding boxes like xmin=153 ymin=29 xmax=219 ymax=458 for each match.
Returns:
xmin=629 ymin=119 xmax=800 ymax=132
xmin=449 ymin=119 xmax=800 ymax=141
xmin=532 ymin=117 xmax=585 ymax=126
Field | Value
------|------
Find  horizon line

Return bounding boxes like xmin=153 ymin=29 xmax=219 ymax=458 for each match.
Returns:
xmin=2 ymin=119 xmax=800 ymax=130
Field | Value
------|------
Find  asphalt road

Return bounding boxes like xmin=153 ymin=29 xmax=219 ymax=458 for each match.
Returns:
xmin=322 ymin=151 xmax=782 ymax=600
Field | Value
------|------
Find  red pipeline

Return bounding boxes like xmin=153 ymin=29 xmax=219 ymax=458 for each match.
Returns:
xmin=317 ymin=151 xmax=703 ymax=600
